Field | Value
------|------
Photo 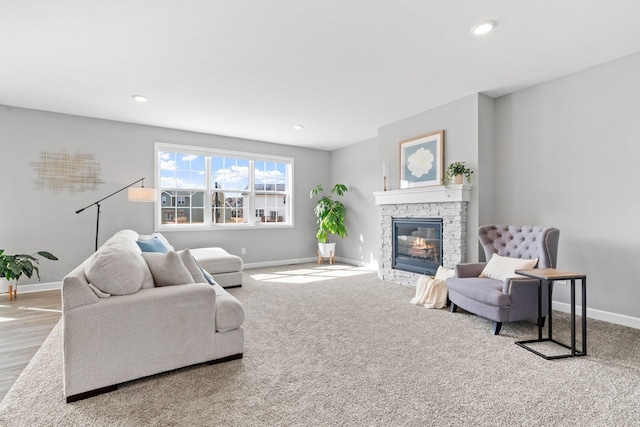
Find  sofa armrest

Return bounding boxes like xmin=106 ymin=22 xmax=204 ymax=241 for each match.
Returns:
xmin=455 ymin=262 xmax=486 ymax=278
xmin=62 ymin=261 xmax=100 ymax=311
xmin=63 ymin=283 xmax=217 ymax=397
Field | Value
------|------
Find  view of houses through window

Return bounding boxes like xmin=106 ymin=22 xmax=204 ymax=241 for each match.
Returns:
xmin=156 ymin=143 xmax=292 ymax=228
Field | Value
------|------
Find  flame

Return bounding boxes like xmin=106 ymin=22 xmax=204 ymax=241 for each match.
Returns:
xmin=409 ymin=237 xmax=437 ymax=258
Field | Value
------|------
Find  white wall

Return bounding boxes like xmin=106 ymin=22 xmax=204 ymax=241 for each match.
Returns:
xmin=0 ymin=106 xmax=330 ymax=287
xmin=493 ymin=51 xmax=640 ymax=320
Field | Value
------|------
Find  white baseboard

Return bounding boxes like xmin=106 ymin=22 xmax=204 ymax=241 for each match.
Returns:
xmin=334 ymin=257 xmax=363 ymax=267
xmin=335 ymin=257 xmax=379 ymax=269
xmin=2 ymin=281 xmax=62 ymax=294
xmin=243 ymin=257 xmax=317 ymax=270
xmin=243 ymin=257 xmax=367 ymax=270
xmin=552 ymin=301 xmax=640 ymax=330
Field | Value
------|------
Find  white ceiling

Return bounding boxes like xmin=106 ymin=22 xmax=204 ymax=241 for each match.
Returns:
xmin=3 ymin=1 xmax=640 ymax=151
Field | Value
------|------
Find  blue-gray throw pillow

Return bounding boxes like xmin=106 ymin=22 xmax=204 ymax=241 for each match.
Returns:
xmin=136 ymin=237 xmax=168 ymax=253
xmin=193 ymin=257 xmax=216 ymax=285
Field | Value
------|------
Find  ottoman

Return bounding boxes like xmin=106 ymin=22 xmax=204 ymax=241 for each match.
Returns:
xmin=191 ymin=247 xmax=243 ymax=288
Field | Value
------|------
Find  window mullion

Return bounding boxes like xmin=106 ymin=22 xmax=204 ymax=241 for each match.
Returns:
xmin=248 ymin=160 xmax=255 ymax=225
xmin=204 ymin=156 xmax=212 ymax=225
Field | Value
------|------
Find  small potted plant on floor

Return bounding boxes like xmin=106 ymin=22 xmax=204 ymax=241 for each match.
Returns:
xmin=0 ymin=249 xmax=58 ymax=301
xmin=310 ymin=183 xmax=348 ymax=263
xmin=443 ymin=161 xmax=473 ymax=185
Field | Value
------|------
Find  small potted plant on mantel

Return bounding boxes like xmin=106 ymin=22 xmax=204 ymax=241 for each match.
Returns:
xmin=310 ymin=183 xmax=348 ymax=264
xmin=443 ymin=161 xmax=473 ymax=185
xmin=0 ymin=249 xmax=58 ymax=301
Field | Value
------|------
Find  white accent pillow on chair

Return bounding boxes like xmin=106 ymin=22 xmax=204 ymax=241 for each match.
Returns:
xmin=479 ymin=254 xmax=538 ymax=281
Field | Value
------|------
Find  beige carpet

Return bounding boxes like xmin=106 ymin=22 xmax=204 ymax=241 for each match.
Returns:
xmin=1 ymin=263 xmax=639 ymax=426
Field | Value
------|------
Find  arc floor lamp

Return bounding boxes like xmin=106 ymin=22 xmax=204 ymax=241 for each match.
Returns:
xmin=75 ymin=178 xmax=157 ymax=251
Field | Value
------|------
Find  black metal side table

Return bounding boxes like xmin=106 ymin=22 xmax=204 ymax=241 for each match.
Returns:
xmin=514 ymin=268 xmax=587 ymax=360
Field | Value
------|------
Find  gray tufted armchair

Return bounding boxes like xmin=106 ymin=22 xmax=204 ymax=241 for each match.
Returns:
xmin=446 ymin=225 xmax=560 ymax=335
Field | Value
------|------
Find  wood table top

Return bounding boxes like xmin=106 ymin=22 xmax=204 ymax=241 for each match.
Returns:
xmin=515 ymin=268 xmax=586 ymax=280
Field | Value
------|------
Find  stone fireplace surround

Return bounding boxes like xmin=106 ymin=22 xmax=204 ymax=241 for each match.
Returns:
xmin=373 ymin=185 xmax=470 ymax=286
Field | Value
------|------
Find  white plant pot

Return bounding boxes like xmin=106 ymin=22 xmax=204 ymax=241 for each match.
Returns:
xmin=318 ymin=242 xmax=336 ymax=258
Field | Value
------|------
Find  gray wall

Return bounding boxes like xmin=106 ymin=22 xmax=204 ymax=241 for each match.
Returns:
xmin=345 ymin=94 xmax=482 ymax=265
xmin=330 ymin=137 xmax=380 ymax=267
xmin=0 ymin=106 xmax=329 ymax=286
xmin=477 ymin=94 xmax=497 ymax=261
xmin=493 ymin=51 xmax=640 ymax=319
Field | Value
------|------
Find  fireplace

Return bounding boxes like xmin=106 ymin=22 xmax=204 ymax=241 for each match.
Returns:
xmin=374 ymin=185 xmax=469 ymax=286
xmin=392 ymin=218 xmax=443 ymax=275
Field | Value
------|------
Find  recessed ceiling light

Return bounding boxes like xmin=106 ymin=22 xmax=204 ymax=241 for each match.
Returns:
xmin=132 ymin=94 xmax=148 ymax=103
xmin=471 ymin=20 xmax=496 ymax=36
xmin=293 ymin=125 xmax=304 ymax=130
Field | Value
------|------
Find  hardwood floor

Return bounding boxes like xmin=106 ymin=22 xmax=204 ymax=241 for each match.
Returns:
xmin=0 ymin=290 xmax=62 ymax=402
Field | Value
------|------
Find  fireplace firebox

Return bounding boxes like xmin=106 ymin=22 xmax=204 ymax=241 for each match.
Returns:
xmin=392 ymin=218 xmax=443 ymax=275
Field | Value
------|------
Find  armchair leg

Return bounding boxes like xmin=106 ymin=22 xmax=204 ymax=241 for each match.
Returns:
xmin=450 ymin=302 xmax=458 ymax=313
xmin=491 ymin=321 xmax=502 ymax=335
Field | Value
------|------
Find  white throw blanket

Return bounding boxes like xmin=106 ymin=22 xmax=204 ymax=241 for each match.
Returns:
xmin=410 ymin=266 xmax=455 ymax=309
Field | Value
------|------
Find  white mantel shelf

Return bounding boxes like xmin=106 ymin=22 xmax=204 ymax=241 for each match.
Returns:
xmin=373 ymin=184 xmax=471 ymax=205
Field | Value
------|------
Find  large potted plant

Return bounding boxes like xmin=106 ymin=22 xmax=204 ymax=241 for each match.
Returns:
xmin=310 ymin=183 xmax=348 ymax=262
xmin=0 ymin=249 xmax=58 ymax=301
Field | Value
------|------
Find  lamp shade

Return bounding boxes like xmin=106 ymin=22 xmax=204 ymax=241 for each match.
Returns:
xmin=128 ymin=187 xmax=157 ymax=202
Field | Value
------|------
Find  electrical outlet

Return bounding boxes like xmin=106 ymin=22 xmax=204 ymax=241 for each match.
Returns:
xmin=241 ymin=248 xmax=246 ymax=254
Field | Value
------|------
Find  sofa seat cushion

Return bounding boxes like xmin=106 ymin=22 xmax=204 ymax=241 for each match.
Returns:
xmin=446 ymin=277 xmax=510 ymax=307
xmin=212 ymin=284 xmax=245 ymax=333
xmin=191 ymin=248 xmax=243 ymax=274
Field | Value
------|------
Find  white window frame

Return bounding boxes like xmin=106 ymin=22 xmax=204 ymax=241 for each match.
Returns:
xmin=154 ymin=142 xmax=294 ymax=231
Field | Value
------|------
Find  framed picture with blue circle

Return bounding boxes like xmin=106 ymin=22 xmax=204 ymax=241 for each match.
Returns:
xmin=399 ymin=130 xmax=444 ymax=188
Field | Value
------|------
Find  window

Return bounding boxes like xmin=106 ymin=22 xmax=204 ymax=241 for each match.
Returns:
xmin=156 ymin=142 xmax=293 ymax=229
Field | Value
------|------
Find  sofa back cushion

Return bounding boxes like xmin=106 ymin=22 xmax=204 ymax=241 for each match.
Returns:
xmin=85 ymin=245 xmax=147 ymax=295
xmin=105 ymin=229 xmax=155 ymax=290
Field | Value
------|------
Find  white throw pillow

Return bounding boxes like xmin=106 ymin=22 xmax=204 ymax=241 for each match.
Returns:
xmin=85 ymin=245 xmax=146 ymax=295
xmin=479 ymin=254 xmax=538 ymax=281
xmin=141 ymin=251 xmax=195 ymax=287
xmin=434 ymin=266 xmax=455 ymax=280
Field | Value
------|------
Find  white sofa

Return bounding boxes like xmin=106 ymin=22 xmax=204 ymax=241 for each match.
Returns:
xmin=62 ymin=230 xmax=244 ymax=402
